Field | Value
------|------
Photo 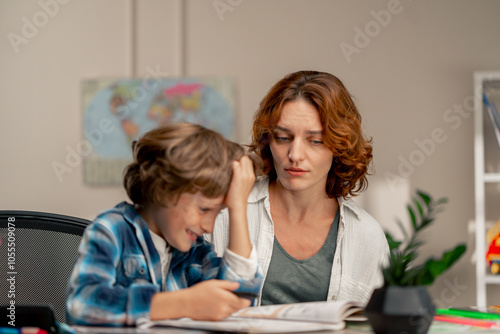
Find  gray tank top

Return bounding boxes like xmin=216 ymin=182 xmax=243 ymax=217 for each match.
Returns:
xmin=260 ymin=209 xmax=340 ymax=305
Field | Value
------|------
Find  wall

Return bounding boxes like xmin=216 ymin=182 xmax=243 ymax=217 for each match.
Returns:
xmin=1 ymin=0 xmax=500 ymax=307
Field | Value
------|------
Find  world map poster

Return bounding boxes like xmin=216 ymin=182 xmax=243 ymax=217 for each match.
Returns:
xmin=81 ymin=77 xmax=235 ymax=186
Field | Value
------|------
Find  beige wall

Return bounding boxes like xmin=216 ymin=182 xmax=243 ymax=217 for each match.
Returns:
xmin=2 ymin=0 xmax=500 ymax=306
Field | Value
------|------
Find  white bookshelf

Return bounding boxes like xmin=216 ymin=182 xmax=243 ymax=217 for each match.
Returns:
xmin=474 ymin=71 xmax=500 ymax=307
xmin=483 ymin=173 xmax=500 ymax=183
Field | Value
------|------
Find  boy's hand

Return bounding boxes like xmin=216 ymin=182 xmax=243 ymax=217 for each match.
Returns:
xmin=224 ymin=155 xmax=256 ymax=212
xmin=225 ymin=155 xmax=255 ymax=258
xmin=183 ymin=280 xmax=251 ymax=321
xmin=187 ymin=279 xmax=251 ymax=320
xmin=150 ymin=280 xmax=250 ymax=321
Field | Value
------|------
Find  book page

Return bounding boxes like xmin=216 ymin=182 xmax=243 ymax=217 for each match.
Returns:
xmin=138 ymin=317 xmax=344 ymax=333
xmin=137 ymin=301 xmax=365 ymax=332
xmin=232 ymin=300 xmax=365 ymax=323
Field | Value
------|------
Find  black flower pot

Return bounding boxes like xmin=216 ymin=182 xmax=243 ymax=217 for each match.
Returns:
xmin=364 ymin=286 xmax=436 ymax=334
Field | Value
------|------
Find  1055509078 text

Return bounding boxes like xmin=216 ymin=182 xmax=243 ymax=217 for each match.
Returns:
xmin=6 ymin=217 xmax=17 ymax=326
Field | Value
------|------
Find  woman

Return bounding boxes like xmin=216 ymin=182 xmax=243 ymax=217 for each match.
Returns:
xmin=208 ymin=70 xmax=388 ymax=305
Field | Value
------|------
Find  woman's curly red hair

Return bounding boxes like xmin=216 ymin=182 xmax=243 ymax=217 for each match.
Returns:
xmin=248 ymin=70 xmax=373 ymax=198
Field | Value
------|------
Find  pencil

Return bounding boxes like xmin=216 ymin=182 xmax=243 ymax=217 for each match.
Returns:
xmin=437 ymin=308 xmax=500 ymax=320
xmin=434 ymin=315 xmax=500 ymax=328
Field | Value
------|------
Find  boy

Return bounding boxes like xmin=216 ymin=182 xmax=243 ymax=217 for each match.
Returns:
xmin=66 ymin=123 xmax=262 ymax=326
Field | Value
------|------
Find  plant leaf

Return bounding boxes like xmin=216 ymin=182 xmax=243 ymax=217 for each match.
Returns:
xmin=382 ymin=189 xmax=464 ymax=287
xmin=420 ymin=218 xmax=434 ymax=229
xmin=436 ymin=197 xmax=448 ymax=205
xmin=395 ymin=218 xmax=409 ymax=242
xmin=385 ymin=232 xmax=402 ymax=252
xmin=417 ymin=190 xmax=432 ymax=206
xmin=416 ymin=244 xmax=467 ymax=285
xmin=414 ymin=197 xmax=424 ymax=217
xmin=405 ymin=240 xmax=424 ymax=254
xmin=408 ymin=205 xmax=417 ymax=231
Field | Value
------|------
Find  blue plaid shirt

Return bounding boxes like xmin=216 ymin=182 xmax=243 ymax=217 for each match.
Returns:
xmin=66 ymin=202 xmax=262 ymax=326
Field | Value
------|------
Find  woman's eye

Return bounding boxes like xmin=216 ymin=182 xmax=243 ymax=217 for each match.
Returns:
xmin=311 ymin=140 xmax=324 ymax=145
xmin=200 ymin=207 xmax=210 ymax=213
xmin=275 ymin=136 xmax=289 ymax=142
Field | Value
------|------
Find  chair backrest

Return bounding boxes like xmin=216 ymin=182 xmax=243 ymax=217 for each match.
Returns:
xmin=0 ymin=210 xmax=90 ymax=323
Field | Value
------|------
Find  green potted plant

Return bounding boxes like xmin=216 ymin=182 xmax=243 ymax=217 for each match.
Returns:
xmin=365 ymin=190 xmax=467 ymax=334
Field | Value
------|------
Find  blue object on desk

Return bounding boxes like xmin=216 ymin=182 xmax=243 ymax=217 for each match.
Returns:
xmin=233 ymin=291 xmax=259 ymax=300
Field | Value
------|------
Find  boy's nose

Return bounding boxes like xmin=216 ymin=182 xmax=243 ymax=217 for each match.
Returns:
xmin=200 ymin=218 xmax=214 ymax=234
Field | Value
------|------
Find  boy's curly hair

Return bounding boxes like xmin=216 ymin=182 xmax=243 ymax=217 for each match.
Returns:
xmin=123 ymin=123 xmax=258 ymax=206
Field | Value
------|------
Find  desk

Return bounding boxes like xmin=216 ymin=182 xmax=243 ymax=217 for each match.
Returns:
xmin=73 ymin=321 xmax=500 ymax=334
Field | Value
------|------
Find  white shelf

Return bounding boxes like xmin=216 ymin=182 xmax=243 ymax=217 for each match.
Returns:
xmin=485 ymin=275 xmax=500 ymax=284
xmin=484 ymin=173 xmax=500 ymax=182
xmin=474 ymin=71 xmax=500 ymax=308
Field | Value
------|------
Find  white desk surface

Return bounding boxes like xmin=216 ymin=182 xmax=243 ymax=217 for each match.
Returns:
xmin=73 ymin=321 xmax=500 ymax=334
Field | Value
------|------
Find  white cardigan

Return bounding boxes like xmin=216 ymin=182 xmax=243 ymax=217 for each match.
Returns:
xmin=206 ymin=177 xmax=389 ymax=305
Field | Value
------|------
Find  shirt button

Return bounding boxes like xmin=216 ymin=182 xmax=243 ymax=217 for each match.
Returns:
xmin=331 ymin=295 xmax=335 ymax=300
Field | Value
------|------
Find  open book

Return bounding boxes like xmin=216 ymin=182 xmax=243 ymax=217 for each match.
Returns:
xmin=137 ymin=300 xmax=366 ymax=333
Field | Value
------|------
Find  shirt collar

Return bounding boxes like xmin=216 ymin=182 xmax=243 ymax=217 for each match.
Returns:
xmin=338 ymin=196 xmax=361 ymax=220
xmin=115 ymin=201 xmax=150 ymax=230
xmin=248 ymin=176 xmax=270 ymax=203
xmin=248 ymin=176 xmax=361 ymax=220
xmin=149 ymin=229 xmax=169 ymax=257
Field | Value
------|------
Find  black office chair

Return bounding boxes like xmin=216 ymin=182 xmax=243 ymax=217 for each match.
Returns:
xmin=0 ymin=211 xmax=90 ymax=324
